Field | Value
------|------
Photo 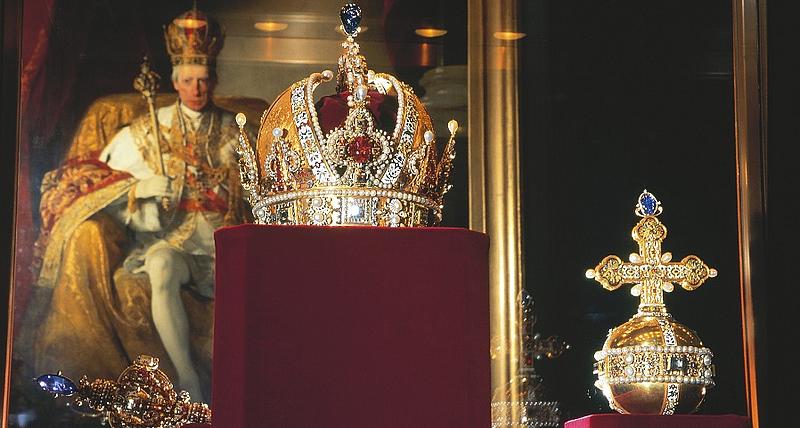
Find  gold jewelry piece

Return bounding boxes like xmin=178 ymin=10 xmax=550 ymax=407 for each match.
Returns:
xmin=133 ymin=57 xmax=171 ymax=211
xmin=235 ymin=3 xmax=458 ymax=227
xmin=36 ymin=355 xmax=211 ymax=427
xmin=585 ymin=190 xmax=718 ymax=415
xmin=491 ymin=290 xmax=568 ymax=427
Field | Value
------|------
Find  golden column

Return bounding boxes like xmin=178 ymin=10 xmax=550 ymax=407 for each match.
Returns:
xmin=468 ymin=0 xmax=523 ymax=417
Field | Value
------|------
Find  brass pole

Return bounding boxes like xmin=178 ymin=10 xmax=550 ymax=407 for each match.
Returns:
xmin=468 ymin=0 xmax=522 ymax=418
xmin=732 ymin=0 xmax=767 ymax=425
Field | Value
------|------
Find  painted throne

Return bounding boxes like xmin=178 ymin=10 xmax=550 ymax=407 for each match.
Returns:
xmin=31 ymin=93 xmax=266 ymax=400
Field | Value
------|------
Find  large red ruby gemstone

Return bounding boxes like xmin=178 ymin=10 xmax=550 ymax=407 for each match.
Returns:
xmin=347 ymin=136 xmax=373 ymax=163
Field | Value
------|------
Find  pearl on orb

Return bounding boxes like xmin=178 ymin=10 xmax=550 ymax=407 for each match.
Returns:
xmin=272 ymin=128 xmax=283 ymax=139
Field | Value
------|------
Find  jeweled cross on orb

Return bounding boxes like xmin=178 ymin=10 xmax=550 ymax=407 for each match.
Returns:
xmin=585 ymin=190 xmax=717 ymax=315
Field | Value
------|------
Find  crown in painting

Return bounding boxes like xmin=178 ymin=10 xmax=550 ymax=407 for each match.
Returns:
xmin=235 ymin=3 xmax=458 ymax=226
xmin=164 ymin=7 xmax=224 ymax=67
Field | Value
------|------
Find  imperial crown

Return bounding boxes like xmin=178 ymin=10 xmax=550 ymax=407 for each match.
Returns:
xmin=164 ymin=7 xmax=224 ymax=66
xmin=235 ymin=3 xmax=458 ymax=226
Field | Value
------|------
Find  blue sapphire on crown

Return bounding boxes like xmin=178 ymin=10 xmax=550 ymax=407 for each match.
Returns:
xmin=340 ymin=3 xmax=362 ymax=37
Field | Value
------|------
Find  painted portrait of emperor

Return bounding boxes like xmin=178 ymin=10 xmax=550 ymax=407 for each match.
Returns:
xmin=27 ymin=7 xmax=258 ymax=402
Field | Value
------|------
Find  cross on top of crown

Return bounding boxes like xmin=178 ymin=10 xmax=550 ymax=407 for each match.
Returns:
xmin=585 ymin=190 xmax=717 ymax=316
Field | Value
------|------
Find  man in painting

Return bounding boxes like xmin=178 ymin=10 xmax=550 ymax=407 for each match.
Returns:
xmin=33 ymin=8 xmax=249 ymax=402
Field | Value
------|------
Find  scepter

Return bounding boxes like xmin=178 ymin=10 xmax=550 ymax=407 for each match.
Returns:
xmin=133 ymin=56 xmax=171 ymax=209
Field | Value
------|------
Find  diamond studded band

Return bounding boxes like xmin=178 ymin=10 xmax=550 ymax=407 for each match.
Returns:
xmin=593 ymin=345 xmax=715 ymax=387
xmin=251 ymin=188 xmax=441 ymax=227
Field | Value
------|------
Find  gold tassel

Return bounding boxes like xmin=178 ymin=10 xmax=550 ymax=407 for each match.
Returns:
xmin=127 ymin=184 xmax=138 ymax=213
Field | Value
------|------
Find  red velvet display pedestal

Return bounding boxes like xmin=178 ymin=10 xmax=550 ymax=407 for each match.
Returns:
xmin=565 ymin=414 xmax=750 ymax=428
xmin=204 ymin=225 xmax=490 ymax=428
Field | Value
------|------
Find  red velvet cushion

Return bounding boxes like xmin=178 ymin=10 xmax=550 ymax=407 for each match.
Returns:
xmin=210 ymin=225 xmax=490 ymax=428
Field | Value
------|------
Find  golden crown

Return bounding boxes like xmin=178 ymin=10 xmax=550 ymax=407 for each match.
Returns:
xmin=164 ymin=8 xmax=224 ymax=67
xmin=235 ymin=3 xmax=458 ymax=227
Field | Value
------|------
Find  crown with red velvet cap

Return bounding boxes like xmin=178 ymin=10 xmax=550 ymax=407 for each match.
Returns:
xmin=234 ymin=3 xmax=458 ymax=227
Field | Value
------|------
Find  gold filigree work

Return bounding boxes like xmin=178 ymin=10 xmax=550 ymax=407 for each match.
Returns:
xmin=38 ymin=355 xmax=211 ymax=428
xmin=585 ymin=190 xmax=719 ymax=415
xmin=164 ymin=8 xmax=223 ymax=66
xmin=234 ymin=4 xmax=458 ymax=227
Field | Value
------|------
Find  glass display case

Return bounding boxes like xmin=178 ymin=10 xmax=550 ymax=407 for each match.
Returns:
xmin=0 ymin=0 xmax=774 ymax=426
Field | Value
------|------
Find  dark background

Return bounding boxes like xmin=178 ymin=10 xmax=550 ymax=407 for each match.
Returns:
xmin=517 ymin=0 xmax=795 ymax=425
xmin=762 ymin=0 xmax=798 ymax=426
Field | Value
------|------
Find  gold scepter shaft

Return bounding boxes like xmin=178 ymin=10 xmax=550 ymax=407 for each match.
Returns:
xmin=133 ymin=56 xmax=171 ymax=209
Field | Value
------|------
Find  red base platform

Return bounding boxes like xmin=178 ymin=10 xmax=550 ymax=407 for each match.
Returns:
xmin=565 ymin=414 xmax=750 ymax=428
xmin=208 ymin=225 xmax=490 ymax=428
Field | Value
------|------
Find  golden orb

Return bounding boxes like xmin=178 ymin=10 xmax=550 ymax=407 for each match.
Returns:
xmin=593 ymin=315 xmax=714 ymax=414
